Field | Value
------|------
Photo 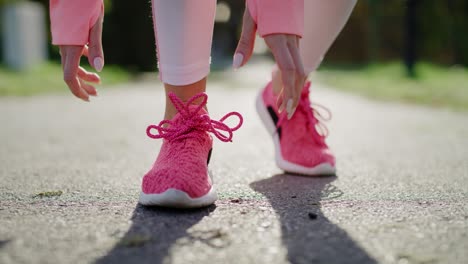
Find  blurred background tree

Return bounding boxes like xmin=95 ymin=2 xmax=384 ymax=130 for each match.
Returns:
xmin=328 ymin=0 xmax=468 ymax=67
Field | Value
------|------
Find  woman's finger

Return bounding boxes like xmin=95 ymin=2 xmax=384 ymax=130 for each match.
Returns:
xmin=79 ymin=79 xmax=98 ymax=97
xmin=63 ymin=46 xmax=89 ymax=101
xmin=88 ymin=10 xmax=105 ymax=72
xmin=83 ymin=45 xmax=89 ymax=57
xmin=233 ymin=8 xmax=257 ymax=69
xmin=60 ymin=47 xmax=66 ymax=71
xmin=66 ymin=75 xmax=89 ymax=101
xmin=287 ymin=36 xmax=306 ymax=112
xmin=78 ymin=66 xmax=101 ymax=84
xmin=271 ymin=65 xmax=283 ymax=95
xmin=280 ymin=65 xmax=296 ymax=119
xmin=265 ymin=35 xmax=297 ymax=118
xmin=276 ymin=89 xmax=284 ymax=113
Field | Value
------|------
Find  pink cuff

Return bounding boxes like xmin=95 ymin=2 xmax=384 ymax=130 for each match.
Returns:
xmin=50 ymin=0 xmax=103 ymax=45
xmin=247 ymin=0 xmax=304 ymax=38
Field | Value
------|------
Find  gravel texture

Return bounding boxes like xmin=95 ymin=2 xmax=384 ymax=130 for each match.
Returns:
xmin=1 ymin=65 xmax=467 ymax=264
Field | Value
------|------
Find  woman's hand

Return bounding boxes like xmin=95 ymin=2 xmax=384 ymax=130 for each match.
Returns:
xmin=234 ymin=8 xmax=306 ymax=119
xmin=59 ymin=11 xmax=104 ymax=102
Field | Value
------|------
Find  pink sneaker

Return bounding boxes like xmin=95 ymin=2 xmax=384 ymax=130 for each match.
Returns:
xmin=256 ymin=81 xmax=335 ymax=175
xmin=139 ymin=92 xmax=243 ymax=208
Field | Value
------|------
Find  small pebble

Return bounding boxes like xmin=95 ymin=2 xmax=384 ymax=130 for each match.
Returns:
xmin=230 ymin=199 xmax=242 ymax=203
xmin=308 ymin=212 xmax=318 ymax=220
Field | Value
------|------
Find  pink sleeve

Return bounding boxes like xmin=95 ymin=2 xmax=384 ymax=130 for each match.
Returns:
xmin=50 ymin=0 xmax=103 ymax=45
xmin=246 ymin=0 xmax=304 ymax=38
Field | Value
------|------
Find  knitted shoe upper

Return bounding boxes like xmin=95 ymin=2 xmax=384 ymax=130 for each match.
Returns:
xmin=142 ymin=92 xmax=243 ymax=199
xmin=262 ymin=82 xmax=335 ymax=167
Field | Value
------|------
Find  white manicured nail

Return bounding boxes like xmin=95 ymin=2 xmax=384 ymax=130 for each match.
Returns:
xmin=232 ymin=53 xmax=244 ymax=69
xmin=93 ymin=57 xmax=104 ymax=72
xmin=286 ymin=99 xmax=294 ymax=120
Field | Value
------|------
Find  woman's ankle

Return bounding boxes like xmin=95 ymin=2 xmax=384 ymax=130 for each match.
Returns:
xmin=163 ymin=78 xmax=208 ymax=120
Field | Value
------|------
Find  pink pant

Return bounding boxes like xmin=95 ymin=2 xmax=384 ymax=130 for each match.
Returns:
xmin=152 ymin=0 xmax=357 ymax=86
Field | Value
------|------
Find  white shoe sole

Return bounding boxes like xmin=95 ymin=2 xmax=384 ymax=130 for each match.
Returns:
xmin=139 ymin=187 xmax=218 ymax=209
xmin=255 ymin=91 xmax=336 ymax=176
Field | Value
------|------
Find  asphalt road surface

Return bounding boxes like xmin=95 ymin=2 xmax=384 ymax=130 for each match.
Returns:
xmin=1 ymin=65 xmax=467 ymax=264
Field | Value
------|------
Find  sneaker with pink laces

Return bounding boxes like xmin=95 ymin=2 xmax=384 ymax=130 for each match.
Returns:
xmin=256 ymin=81 xmax=335 ymax=176
xmin=139 ymin=92 xmax=243 ymax=208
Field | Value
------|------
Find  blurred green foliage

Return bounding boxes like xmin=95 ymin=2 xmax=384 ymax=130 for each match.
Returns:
xmin=0 ymin=0 xmax=26 ymax=5
xmin=0 ymin=62 xmax=130 ymax=96
xmin=318 ymin=62 xmax=468 ymax=110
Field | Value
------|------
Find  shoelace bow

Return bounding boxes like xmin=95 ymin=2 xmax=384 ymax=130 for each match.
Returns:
xmin=146 ymin=92 xmax=243 ymax=142
xmin=277 ymin=83 xmax=331 ymax=145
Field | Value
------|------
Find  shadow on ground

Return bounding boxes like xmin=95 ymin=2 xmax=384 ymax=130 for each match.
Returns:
xmin=95 ymin=205 xmax=215 ymax=264
xmin=96 ymin=175 xmax=376 ymax=264
xmin=250 ymin=174 xmax=377 ymax=264
xmin=0 ymin=239 xmax=11 ymax=250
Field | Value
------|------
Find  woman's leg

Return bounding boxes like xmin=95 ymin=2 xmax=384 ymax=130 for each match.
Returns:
xmin=258 ymin=0 xmax=357 ymax=175
xmin=142 ymin=0 xmax=244 ymax=208
xmin=152 ymin=0 xmax=216 ymax=119
xmin=271 ymin=0 xmax=357 ymax=93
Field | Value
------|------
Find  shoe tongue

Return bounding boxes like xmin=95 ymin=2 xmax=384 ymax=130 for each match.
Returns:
xmin=189 ymin=104 xmax=208 ymax=114
xmin=172 ymin=104 xmax=208 ymax=123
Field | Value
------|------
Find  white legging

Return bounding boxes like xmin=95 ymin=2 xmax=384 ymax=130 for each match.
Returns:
xmin=152 ymin=0 xmax=357 ymax=86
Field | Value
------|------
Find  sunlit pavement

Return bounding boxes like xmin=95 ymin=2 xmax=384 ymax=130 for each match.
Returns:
xmin=1 ymin=62 xmax=467 ymax=264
